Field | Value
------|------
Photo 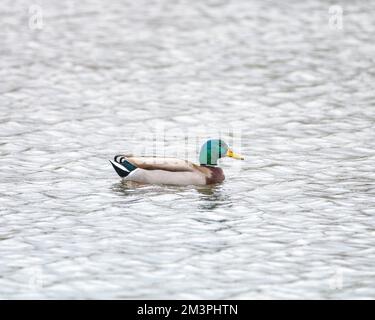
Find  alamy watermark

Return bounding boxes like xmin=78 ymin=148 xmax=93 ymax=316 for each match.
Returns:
xmin=27 ymin=265 xmax=45 ymax=291
xmin=328 ymin=5 xmax=344 ymax=30
xmin=29 ymin=4 xmax=43 ymax=30
xmin=118 ymin=125 xmax=245 ymax=171
xmin=328 ymin=267 xmax=344 ymax=290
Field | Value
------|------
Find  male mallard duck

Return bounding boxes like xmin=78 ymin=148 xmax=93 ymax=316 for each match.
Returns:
xmin=109 ymin=139 xmax=244 ymax=186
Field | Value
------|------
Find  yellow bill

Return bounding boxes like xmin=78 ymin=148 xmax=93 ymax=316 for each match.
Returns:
xmin=226 ymin=149 xmax=244 ymax=160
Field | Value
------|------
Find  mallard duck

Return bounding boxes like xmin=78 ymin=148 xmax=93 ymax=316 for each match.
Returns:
xmin=109 ymin=139 xmax=244 ymax=186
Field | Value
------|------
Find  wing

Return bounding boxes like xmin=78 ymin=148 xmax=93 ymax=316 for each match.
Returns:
xmin=115 ymin=155 xmax=198 ymax=172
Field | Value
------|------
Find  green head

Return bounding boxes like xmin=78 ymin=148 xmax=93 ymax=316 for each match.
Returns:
xmin=199 ymin=139 xmax=244 ymax=166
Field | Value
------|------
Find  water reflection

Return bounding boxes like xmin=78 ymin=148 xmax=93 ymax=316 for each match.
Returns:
xmin=111 ymin=181 xmax=148 ymax=195
xmin=112 ymin=180 xmax=231 ymax=211
xmin=195 ymin=184 xmax=231 ymax=211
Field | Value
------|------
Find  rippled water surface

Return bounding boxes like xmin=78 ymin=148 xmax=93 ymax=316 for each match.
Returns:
xmin=1 ymin=0 xmax=375 ymax=299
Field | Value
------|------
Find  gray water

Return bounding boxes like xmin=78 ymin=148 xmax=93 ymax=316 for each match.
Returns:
xmin=1 ymin=0 xmax=375 ymax=299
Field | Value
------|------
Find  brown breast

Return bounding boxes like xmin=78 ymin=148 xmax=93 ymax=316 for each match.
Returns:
xmin=204 ymin=166 xmax=225 ymax=185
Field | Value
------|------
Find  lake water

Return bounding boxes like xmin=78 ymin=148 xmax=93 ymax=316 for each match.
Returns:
xmin=1 ymin=0 xmax=375 ymax=299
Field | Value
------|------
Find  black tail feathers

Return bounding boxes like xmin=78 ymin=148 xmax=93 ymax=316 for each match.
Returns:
xmin=110 ymin=155 xmax=137 ymax=178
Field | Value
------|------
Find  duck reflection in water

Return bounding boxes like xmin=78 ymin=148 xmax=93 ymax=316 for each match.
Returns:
xmin=195 ymin=184 xmax=231 ymax=211
xmin=112 ymin=180 xmax=231 ymax=212
xmin=111 ymin=180 xmax=159 ymax=197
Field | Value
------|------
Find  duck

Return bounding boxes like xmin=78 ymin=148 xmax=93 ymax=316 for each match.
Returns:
xmin=109 ymin=139 xmax=244 ymax=186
